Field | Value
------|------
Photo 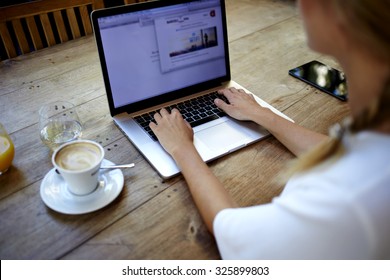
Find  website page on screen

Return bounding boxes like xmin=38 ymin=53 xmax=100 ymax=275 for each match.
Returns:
xmin=98 ymin=0 xmax=226 ymax=108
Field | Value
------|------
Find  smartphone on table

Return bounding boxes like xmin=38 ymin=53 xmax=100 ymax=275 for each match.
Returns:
xmin=288 ymin=60 xmax=348 ymax=101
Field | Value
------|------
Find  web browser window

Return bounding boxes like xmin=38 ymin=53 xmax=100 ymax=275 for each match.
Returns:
xmin=98 ymin=0 xmax=226 ymax=108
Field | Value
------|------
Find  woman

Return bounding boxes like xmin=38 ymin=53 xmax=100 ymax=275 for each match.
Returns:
xmin=149 ymin=0 xmax=390 ymax=259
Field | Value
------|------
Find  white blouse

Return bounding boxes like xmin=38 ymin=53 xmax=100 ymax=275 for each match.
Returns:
xmin=213 ymin=131 xmax=390 ymax=259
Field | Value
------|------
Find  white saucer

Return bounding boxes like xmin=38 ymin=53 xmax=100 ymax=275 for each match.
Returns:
xmin=40 ymin=159 xmax=124 ymax=215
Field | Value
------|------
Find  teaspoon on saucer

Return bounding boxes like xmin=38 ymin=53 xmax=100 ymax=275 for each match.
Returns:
xmin=100 ymin=163 xmax=135 ymax=169
xmin=55 ymin=163 xmax=135 ymax=174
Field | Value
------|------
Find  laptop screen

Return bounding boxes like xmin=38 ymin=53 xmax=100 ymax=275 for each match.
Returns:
xmin=93 ymin=0 xmax=230 ymax=114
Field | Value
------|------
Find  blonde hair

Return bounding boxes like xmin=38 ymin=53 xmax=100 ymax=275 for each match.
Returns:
xmin=287 ymin=0 xmax=390 ymax=176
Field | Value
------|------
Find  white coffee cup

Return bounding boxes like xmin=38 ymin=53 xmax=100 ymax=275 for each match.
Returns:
xmin=52 ymin=140 xmax=104 ymax=195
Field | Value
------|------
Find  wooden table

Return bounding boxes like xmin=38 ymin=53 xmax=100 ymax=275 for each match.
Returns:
xmin=0 ymin=0 xmax=350 ymax=259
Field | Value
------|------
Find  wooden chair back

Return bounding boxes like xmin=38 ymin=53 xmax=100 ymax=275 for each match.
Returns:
xmin=0 ymin=0 xmax=104 ymax=60
xmin=124 ymin=1 xmax=153 ymax=5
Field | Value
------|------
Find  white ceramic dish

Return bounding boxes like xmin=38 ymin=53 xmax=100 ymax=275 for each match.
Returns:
xmin=40 ymin=159 xmax=124 ymax=214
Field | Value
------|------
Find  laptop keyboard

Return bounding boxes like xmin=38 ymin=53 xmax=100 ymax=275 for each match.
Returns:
xmin=133 ymin=91 xmax=229 ymax=141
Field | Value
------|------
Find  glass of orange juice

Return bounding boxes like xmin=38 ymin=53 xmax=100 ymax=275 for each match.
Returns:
xmin=0 ymin=123 xmax=15 ymax=175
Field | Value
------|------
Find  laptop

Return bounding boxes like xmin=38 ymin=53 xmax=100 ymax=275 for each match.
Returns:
xmin=91 ymin=0 xmax=293 ymax=179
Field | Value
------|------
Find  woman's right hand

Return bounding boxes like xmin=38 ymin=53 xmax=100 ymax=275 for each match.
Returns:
xmin=215 ymin=87 xmax=266 ymax=121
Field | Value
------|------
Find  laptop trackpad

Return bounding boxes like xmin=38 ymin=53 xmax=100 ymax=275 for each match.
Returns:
xmin=195 ymin=121 xmax=251 ymax=152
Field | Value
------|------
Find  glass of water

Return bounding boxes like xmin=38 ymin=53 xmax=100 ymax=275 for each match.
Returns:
xmin=39 ymin=101 xmax=83 ymax=151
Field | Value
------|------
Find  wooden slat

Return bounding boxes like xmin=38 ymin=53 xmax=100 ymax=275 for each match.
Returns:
xmin=92 ymin=0 xmax=105 ymax=10
xmin=79 ymin=6 xmax=92 ymax=35
xmin=66 ymin=8 xmax=81 ymax=39
xmin=124 ymin=0 xmax=138 ymax=4
xmin=53 ymin=10 xmax=69 ymax=43
xmin=39 ymin=13 xmax=56 ymax=46
xmin=0 ymin=0 xmax=105 ymax=60
xmin=0 ymin=0 xmax=100 ymax=20
xmin=12 ymin=19 xmax=30 ymax=54
xmin=0 ymin=22 xmax=17 ymax=59
xmin=25 ymin=16 xmax=43 ymax=50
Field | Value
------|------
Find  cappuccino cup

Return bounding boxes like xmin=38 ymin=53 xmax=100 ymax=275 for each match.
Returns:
xmin=53 ymin=140 xmax=104 ymax=195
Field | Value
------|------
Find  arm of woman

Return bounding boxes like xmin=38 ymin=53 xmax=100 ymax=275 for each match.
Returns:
xmin=216 ymin=87 xmax=328 ymax=156
xmin=149 ymin=108 xmax=237 ymax=234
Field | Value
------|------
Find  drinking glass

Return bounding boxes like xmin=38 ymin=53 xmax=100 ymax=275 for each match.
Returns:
xmin=0 ymin=123 xmax=15 ymax=175
xmin=39 ymin=101 xmax=83 ymax=151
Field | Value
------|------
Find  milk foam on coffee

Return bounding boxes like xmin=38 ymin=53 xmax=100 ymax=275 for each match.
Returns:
xmin=56 ymin=142 xmax=101 ymax=171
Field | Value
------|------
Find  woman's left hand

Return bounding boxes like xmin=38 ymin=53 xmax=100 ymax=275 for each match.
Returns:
xmin=149 ymin=108 xmax=194 ymax=156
